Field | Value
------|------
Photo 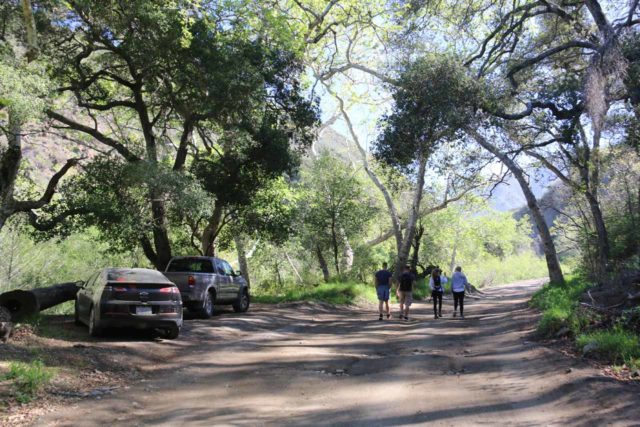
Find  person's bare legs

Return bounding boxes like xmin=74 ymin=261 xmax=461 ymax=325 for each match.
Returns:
xmin=384 ymin=301 xmax=390 ymax=317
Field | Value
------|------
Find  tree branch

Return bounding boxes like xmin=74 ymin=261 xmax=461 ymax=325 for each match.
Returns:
xmin=13 ymin=158 xmax=82 ymax=212
xmin=524 ymin=150 xmax=578 ymax=190
xmin=47 ymin=110 xmax=141 ymax=162
xmin=507 ymin=41 xmax=598 ymax=87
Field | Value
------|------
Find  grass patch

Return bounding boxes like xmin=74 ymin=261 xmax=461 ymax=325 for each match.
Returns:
xmin=530 ymin=275 xmax=592 ymax=337
xmin=465 ymin=252 xmax=548 ymax=287
xmin=253 ymin=281 xmax=378 ymax=305
xmin=3 ymin=360 xmax=55 ymax=403
xmin=577 ymin=328 xmax=640 ymax=368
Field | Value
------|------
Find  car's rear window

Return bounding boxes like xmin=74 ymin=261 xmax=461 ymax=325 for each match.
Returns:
xmin=107 ymin=268 xmax=170 ymax=283
xmin=166 ymin=259 xmax=215 ymax=273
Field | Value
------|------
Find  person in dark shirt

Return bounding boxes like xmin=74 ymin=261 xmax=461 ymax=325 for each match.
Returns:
xmin=374 ymin=262 xmax=393 ymax=320
xmin=396 ymin=265 xmax=415 ymax=321
xmin=429 ymin=268 xmax=448 ymax=319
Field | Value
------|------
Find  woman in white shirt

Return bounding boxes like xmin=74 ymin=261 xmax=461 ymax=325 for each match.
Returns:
xmin=450 ymin=266 xmax=468 ymax=318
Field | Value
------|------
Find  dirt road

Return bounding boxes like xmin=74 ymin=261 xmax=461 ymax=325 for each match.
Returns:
xmin=38 ymin=280 xmax=640 ymax=426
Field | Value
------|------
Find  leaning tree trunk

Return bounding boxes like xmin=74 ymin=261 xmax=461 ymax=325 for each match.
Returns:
xmin=0 ymin=282 xmax=81 ymax=321
xmin=469 ymin=128 xmax=564 ymax=284
xmin=316 ymin=244 xmax=330 ymax=283
xmin=201 ymin=203 xmax=224 ymax=256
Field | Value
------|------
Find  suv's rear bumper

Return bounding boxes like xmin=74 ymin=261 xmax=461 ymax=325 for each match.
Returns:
xmin=99 ymin=314 xmax=182 ymax=329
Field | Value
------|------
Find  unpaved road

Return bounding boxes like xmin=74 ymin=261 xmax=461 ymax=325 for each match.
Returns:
xmin=38 ymin=280 xmax=640 ymax=426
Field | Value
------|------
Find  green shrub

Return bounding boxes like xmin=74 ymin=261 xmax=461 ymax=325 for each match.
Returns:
xmin=3 ymin=360 xmax=55 ymax=403
xmin=577 ymin=328 xmax=640 ymax=367
xmin=621 ymin=307 xmax=640 ymax=334
xmin=530 ymin=275 xmax=592 ymax=337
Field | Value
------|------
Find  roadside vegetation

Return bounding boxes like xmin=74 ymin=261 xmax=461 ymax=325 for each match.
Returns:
xmin=532 ymin=276 xmax=640 ymax=370
xmin=2 ymin=360 xmax=55 ymax=404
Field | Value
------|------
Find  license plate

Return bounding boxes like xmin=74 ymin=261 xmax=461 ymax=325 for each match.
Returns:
xmin=136 ymin=306 xmax=153 ymax=315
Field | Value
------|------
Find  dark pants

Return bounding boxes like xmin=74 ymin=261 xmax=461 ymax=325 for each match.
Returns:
xmin=453 ymin=291 xmax=465 ymax=315
xmin=432 ymin=291 xmax=443 ymax=315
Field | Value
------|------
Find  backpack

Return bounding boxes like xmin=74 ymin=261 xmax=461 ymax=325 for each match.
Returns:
xmin=433 ymin=275 xmax=442 ymax=291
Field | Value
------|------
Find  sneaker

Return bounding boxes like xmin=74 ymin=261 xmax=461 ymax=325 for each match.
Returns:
xmin=460 ymin=314 xmax=465 ymax=319
xmin=398 ymin=314 xmax=404 ymax=319
xmin=434 ymin=314 xmax=438 ymax=319
xmin=453 ymin=312 xmax=457 ymax=318
xmin=438 ymin=312 xmax=442 ymax=318
xmin=386 ymin=313 xmax=391 ymax=319
xmin=379 ymin=314 xmax=383 ymax=321
xmin=404 ymin=316 xmax=409 ymax=321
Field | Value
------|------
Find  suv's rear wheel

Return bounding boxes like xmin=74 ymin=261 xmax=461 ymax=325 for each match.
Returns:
xmin=88 ymin=306 xmax=102 ymax=337
xmin=195 ymin=290 xmax=215 ymax=319
xmin=233 ymin=289 xmax=250 ymax=313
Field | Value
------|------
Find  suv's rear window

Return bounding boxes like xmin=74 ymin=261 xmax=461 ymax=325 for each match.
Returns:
xmin=107 ymin=268 xmax=170 ymax=283
xmin=166 ymin=259 xmax=215 ymax=273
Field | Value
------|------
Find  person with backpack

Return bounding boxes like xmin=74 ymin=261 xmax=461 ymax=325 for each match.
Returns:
xmin=451 ymin=266 xmax=468 ymax=318
xmin=374 ymin=262 xmax=393 ymax=320
xmin=429 ymin=268 xmax=448 ymax=319
xmin=396 ymin=265 xmax=415 ymax=321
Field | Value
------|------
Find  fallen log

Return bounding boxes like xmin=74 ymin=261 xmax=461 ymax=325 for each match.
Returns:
xmin=0 ymin=281 xmax=82 ymax=322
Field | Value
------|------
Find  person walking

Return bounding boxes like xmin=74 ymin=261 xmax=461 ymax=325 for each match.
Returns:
xmin=396 ymin=265 xmax=415 ymax=321
xmin=429 ymin=268 xmax=448 ymax=319
xmin=374 ymin=262 xmax=393 ymax=320
xmin=451 ymin=266 xmax=468 ymax=318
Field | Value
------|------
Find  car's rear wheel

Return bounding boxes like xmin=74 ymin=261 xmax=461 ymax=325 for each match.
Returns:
xmin=74 ymin=301 xmax=82 ymax=326
xmin=162 ymin=324 xmax=180 ymax=340
xmin=233 ymin=289 xmax=250 ymax=313
xmin=195 ymin=290 xmax=215 ymax=319
xmin=88 ymin=306 xmax=102 ymax=337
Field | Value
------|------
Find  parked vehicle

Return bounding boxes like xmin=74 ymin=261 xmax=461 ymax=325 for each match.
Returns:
xmin=163 ymin=256 xmax=250 ymax=318
xmin=75 ymin=268 xmax=183 ymax=339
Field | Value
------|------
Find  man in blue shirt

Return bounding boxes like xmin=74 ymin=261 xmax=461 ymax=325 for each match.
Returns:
xmin=374 ymin=262 xmax=393 ymax=320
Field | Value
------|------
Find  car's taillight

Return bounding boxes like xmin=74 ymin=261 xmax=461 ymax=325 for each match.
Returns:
xmin=159 ymin=287 xmax=179 ymax=294
xmin=104 ymin=285 xmax=127 ymax=292
xmin=159 ymin=305 xmax=179 ymax=313
xmin=187 ymin=276 xmax=196 ymax=288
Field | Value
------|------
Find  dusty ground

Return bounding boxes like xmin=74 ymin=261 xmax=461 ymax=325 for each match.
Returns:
xmin=7 ymin=279 xmax=640 ymax=426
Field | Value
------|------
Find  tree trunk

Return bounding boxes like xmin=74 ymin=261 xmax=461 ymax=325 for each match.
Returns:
xmin=275 ymin=259 xmax=283 ymax=287
xmin=0 ymin=115 xmax=24 ymax=232
xmin=394 ymin=155 xmax=427 ymax=281
xmin=0 ymin=282 xmax=81 ymax=321
xmin=316 ymin=244 xmax=330 ymax=282
xmin=585 ymin=191 xmax=610 ymax=278
xmin=201 ymin=203 xmax=224 ymax=256
xmin=285 ymin=252 xmax=304 ymax=284
xmin=331 ymin=219 xmax=341 ymax=278
xmin=468 ymin=128 xmax=564 ymax=284
xmin=150 ymin=197 xmax=172 ymax=270
xmin=410 ymin=224 xmax=424 ymax=272
xmin=234 ymin=235 xmax=250 ymax=287
xmin=449 ymin=225 xmax=460 ymax=275
xmin=340 ymin=228 xmax=354 ymax=273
